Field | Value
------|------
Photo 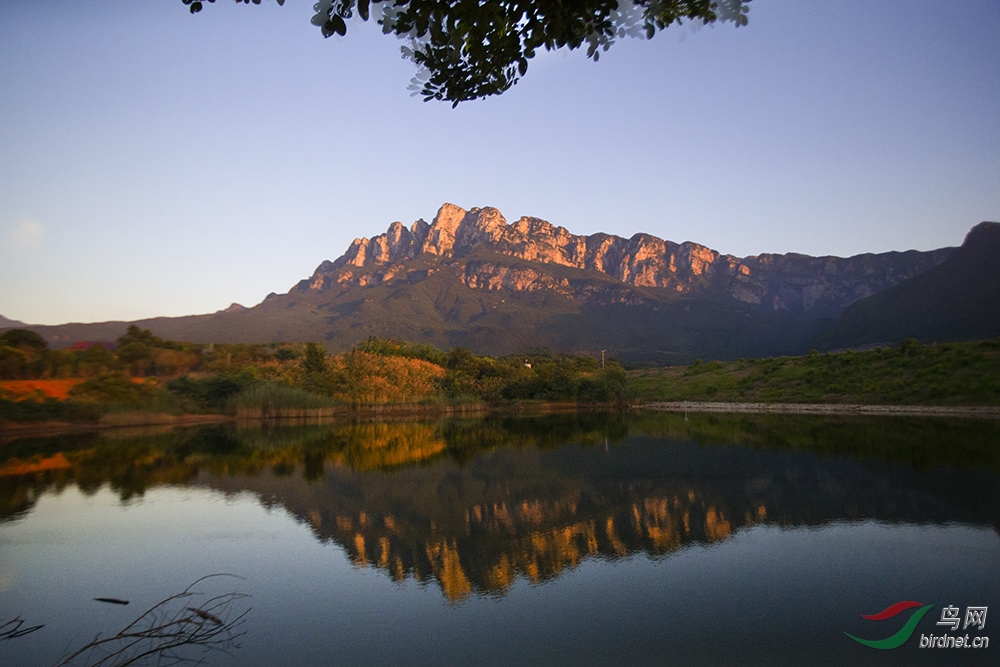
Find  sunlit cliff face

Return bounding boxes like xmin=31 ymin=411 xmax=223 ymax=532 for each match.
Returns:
xmin=302 ymin=203 xmax=952 ymax=317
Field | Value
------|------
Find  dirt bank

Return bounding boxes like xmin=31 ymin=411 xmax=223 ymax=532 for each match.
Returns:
xmin=0 ymin=413 xmax=233 ymax=443
xmin=643 ymin=401 xmax=1000 ymax=418
xmin=0 ymin=401 xmax=601 ymax=444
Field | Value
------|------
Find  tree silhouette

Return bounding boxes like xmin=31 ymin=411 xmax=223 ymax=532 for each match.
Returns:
xmin=183 ymin=0 xmax=750 ymax=105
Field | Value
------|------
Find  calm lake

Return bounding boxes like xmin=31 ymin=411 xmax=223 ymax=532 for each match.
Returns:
xmin=1 ymin=412 xmax=998 ymax=666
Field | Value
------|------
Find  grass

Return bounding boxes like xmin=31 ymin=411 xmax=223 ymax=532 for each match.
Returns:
xmin=628 ymin=338 xmax=1000 ymax=406
xmin=229 ymin=382 xmax=339 ymax=414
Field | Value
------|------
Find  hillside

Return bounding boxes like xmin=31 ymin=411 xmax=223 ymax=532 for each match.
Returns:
xmin=629 ymin=339 xmax=1000 ymax=406
xmin=818 ymin=221 xmax=1000 ymax=348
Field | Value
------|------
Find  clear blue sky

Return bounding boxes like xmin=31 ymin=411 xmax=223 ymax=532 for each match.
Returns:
xmin=2 ymin=0 xmax=998 ymax=325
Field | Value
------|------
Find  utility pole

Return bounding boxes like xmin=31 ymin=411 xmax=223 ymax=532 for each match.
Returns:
xmin=601 ymin=349 xmax=606 ymax=369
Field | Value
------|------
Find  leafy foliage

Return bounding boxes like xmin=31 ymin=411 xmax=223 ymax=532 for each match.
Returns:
xmin=438 ymin=346 xmax=630 ymax=403
xmin=167 ymin=373 xmax=252 ymax=411
xmin=0 ymin=329 xmax=48 ymax=379
xmin=630 ymin=338 xmax=1000 ymax=405
xmin=2 ymin=333 xmax=629 ymax=421
xmin=117 ymin=324 xmax=168 ymax=350
xmin=355 ymin=336 xmax=447 ymax=365
xmin=186 ymin=0 xmax=750 ymax=104
xmin=0 ymin=346 xmax=29 ymax=379
xmin=0 ymin=328 xmax=47 ymax=353
xmin=229 ymin=382 xmax=338 ymax=415
xmin=332 ymin=349 xmax=446 ymax=404
xmin=0 ymin=396 xmax=100 ymax=423
xmin=67 ymin=373 xmax=182 ymax=412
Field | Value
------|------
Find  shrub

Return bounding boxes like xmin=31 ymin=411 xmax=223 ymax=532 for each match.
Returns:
xmin=69 ymin=373 xmax=156 ymax=405
xmin=167 ymin=374 xmax=251 ymax=411
xmin=230 ymin=382 xmax=337 ymax=413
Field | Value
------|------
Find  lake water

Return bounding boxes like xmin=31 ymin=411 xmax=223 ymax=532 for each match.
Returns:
xmin=1 ymin=412 xmax=997 ymax=666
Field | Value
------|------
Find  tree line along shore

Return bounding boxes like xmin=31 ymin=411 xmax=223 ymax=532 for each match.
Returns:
xmin=1 ymin=326 xmax=999 ymax=428
xmin=0 ymin=327 xmax=629 ymax=425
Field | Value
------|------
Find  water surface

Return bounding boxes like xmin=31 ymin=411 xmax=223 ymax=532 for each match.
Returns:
xmin=1 ymin=413 xmax=997 ymax=665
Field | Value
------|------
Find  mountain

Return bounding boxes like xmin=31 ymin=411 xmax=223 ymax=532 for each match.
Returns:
xmin=305 ymin=203 xmax=950 ymax=319
xmin=19 ymin=203 xmax=967 ymax=363
xmin=819 ymin=221 xmax=1000 ymax=348
xmin=0 ymin=315 xmax=27 ymax=330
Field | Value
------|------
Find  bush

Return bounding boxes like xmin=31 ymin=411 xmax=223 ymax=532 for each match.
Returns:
xmin=67 ymin=373 xmax=181 ymax=412
xmin=69 ymin=373 xmax=156 ymax=405
xmin=167 ymin=374 xmax=251 ymax=411
xmin=355 ymin=337 xmax=447 ymax=366
xmin=0 ymin=396 xmax=100 ymax=422
xmin=230 ymin=383 xmax=337 ymax=413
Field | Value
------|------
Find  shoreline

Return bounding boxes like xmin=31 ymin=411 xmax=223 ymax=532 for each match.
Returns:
xmin=5 ymin=400 xmax=999 ymax=443
xmin=642 ymin=401 xmax=1000 ymax=418
xmin=0 ymin=413 xmax=234 ymax=443
xmin=0 ymin=401 xmax=594 ymax=443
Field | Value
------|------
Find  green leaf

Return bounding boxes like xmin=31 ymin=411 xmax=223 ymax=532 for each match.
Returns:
xmin=358 ymin=0 xmax=370 ymax=21
xmin=331 ymin=14 xmax=347 ymax=36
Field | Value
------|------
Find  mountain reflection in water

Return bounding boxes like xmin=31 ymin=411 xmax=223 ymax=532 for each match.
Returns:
xmin=2 ymin=412 xmax=998 ymax=602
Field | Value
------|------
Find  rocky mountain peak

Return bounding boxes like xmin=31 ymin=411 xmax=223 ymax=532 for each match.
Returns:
xmin=421 ymin=202 xmax=467 ymax=255
xmin=306 ymin=203 xmax=955 ymax=318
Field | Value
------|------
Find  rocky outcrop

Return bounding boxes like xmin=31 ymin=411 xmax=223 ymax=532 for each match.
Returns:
xmin=728 ymin=249 xmax=952 ymax=317
xmin=300 ymin=203 xmax=953 ymax=318
xmin=462 ymin=262 xmax=574 ymax=295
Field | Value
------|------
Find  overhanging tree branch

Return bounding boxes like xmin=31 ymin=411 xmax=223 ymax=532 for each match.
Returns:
xmin=183 ymin=0 xmax=751 ymax=105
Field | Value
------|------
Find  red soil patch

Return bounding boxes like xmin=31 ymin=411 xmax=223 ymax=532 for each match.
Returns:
xmin=0 ymin=379 xmax=84 ymax=401
xmin=0 ymin=378 xmax=152 ymax=401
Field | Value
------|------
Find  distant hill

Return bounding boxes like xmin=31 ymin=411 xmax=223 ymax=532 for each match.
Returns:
xmin=20 ymin=203 xmax=965 ymax=364
xmin=819 ymin=221 xmax=1000 ymax=348
xmin=0 ymin=314 xmax=26 ymax=330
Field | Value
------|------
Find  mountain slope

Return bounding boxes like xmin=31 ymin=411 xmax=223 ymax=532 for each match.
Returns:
xmin=819 ymin=221 xmax=1000 ymax=348
xmin=0 ymin=315 xmax=27 ymax=330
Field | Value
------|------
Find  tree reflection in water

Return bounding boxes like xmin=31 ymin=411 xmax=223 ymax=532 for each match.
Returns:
xmin=2 ymin=412 xmax=999 ymax=601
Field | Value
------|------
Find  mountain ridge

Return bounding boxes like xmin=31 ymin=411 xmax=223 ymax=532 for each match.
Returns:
xmin=298 ymin=203 xmax=952 ymax=319
xmin=0 ymin=315 xmax=26 ymax=329
xmin=6 ymin=204 xmax=994 ymax=364
xmin=820 ymin=220 xmax=1000 ymax=348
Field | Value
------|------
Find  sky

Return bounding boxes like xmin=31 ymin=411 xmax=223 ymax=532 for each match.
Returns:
xmin=1 ymin=0 xmax=998 ymax=326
